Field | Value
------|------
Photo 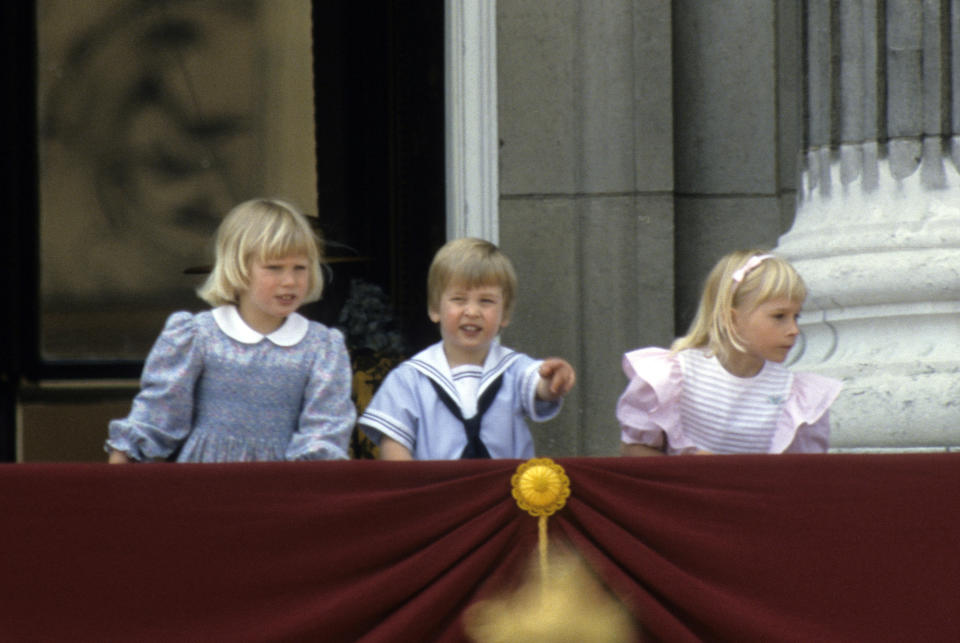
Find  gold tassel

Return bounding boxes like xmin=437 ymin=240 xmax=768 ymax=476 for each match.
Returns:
xmin=510 ymin=457 xmax=570 ymax=583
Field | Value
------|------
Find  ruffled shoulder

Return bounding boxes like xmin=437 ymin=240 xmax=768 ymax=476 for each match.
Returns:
xmin=622 ymin=347 xmax=682 ymax=392
xmin=617 ymin=347 xmax=685 ymax=450
xmin=771 ymin=371 xmax=843 ymax=453
xmin=785 ymin=371 xmax=842 ymax=427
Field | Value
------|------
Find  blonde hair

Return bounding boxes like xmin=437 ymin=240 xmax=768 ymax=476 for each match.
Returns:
xmin=197 ymin=198 xmax=324 ymax=307
xmin=672 ymin=249 xmax=807 ymax=363
xmin=427 ymin=238 xmax=518 ymax=320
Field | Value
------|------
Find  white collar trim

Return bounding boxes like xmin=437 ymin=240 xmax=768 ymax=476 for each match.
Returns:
xmin=410 ymin=340 xmax=519 ymax=399
xmin=212 ymin=305 xmax=309 ymax=346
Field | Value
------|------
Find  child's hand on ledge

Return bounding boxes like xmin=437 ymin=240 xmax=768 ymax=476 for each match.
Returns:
xmin=107 ymin=450 xmax=134 ymax=464
xmin=536 ymin=358 xmax=576 ymax=401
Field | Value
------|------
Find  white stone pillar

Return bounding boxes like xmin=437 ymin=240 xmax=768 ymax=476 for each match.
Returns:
xmin=445 ymin=0 xmax=499 ymax=242
xmin=776 ymin=0 xmax=960 ymax=452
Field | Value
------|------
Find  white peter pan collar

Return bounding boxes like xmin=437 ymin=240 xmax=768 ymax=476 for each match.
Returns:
xmin=212 ymin=305 xmax=309 ymax=346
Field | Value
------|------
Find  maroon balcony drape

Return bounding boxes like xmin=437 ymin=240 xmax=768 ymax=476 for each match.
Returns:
xmin=2 ymin=455 xmax=959 ymax=642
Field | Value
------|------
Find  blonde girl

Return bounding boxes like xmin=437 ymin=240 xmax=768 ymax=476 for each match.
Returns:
xmin=107 ymin=198 xmax=356 ymax=462
xmin=617 ymin=249 xmax=841 ymax=456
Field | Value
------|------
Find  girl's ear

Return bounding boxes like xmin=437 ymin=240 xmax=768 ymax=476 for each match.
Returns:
xmin=428 ymin=308 xmax=440 ymax=323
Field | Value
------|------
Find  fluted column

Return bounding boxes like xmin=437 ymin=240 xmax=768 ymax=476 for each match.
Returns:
xmin=777 ymin=0 xmax=960 ymax=451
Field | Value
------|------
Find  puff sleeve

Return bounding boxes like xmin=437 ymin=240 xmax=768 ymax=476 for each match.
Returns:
xmin=286 ymin=327 xmax=356 ymax=461
xmin=105 ymin=312 xmax=203 ymax=461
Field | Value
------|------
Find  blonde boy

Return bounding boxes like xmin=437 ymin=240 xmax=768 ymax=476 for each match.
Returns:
xmin=358 ymin=238 xmax=575 ymax=460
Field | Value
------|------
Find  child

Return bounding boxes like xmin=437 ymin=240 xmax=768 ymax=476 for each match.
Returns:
xmin=617 ymin=250 xmax=841 ymax=456
xmin=106 ymin=198 xmax=356 ymax=462
xmin=358 ymin=237 xmax=576 ymax=460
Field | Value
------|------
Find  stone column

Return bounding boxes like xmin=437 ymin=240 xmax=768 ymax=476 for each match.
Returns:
xmin=776 ymin=0 xmax=960 ymax=451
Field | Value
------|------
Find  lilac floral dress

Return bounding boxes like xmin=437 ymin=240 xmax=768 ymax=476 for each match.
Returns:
xmin=106 ymin=305 xmax=356 ymax=462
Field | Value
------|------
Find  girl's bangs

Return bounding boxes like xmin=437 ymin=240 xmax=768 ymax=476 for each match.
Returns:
xmin=256 ymin=221 xmax=316 ymax=263
xmin=751 ymin=261 xmax=806 ymax=305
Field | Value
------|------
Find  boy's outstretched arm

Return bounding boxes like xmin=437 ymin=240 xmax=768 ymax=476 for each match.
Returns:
xmin=536 ymin=358 xmax=576 ymax=401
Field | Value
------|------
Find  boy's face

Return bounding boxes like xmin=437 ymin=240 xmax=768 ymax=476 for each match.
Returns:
xmin=429 ymin=282 xmax=509 ymax=367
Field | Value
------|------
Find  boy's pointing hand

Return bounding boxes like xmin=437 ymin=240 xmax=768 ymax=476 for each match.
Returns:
xmin=536 ymin=358 xmax=576 ymax=401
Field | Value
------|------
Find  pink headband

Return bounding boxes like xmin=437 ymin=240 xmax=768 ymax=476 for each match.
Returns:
xmin=731 ymin=254 xmax=774 ymax=283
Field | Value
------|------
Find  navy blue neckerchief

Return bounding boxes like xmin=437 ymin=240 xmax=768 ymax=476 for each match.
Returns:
xmin=429 ymin=375 xmax=504 ymax=459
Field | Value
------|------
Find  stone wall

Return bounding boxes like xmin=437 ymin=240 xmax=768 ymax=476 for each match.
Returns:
xmin=497 ymin=0 xmax=674 ymax=456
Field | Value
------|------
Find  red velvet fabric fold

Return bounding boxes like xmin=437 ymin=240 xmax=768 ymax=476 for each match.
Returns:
xmin=2 ymin=455 xmax=959 ymax=642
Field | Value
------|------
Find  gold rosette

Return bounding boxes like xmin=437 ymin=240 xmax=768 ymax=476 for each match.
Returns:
xmin=511 ymin=458 xmax=570 ymax=581
xmin=511 ymin=458 xmax=570 ymax=517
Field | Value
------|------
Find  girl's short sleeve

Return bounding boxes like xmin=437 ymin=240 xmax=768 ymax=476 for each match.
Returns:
xmin=105 ymin=312 xmax=203 ymax=461
xmin=775 ymin=371 xmax=843 ymax=453
xmin=616 ymin=347 xmax=684 ymax=450
xmin=286 ymin=327 xmax=356 ymax=461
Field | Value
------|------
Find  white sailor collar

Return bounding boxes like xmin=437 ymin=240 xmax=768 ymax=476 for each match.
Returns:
xmin=411 ymin=340 xmax=520 ymax=399
xmin=212 ymin=305 xmax=309 ymax=346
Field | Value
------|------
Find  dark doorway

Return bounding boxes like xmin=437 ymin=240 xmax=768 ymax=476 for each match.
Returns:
xmin=309 ymin=1 xmax=446 ymax=355
xmin=1 ymin=2 xmax=37 ymax=461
